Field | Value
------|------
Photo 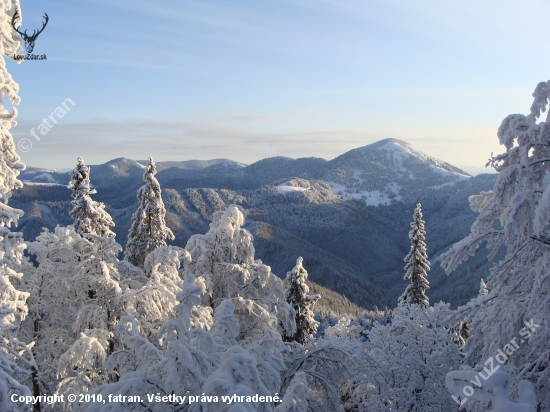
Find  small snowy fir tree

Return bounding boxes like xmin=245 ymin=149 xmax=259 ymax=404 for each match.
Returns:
xmin=68 ymin=157 xmax=115 ymax=238
xmin=442 ymin=82 xmax=550 ymax=409
xmin=124 ymin=245 xmax=185 ymax=342
xmin=479 ymin=278 xmax=488 ymax=296
xmin=184 ymin=205 xmax=295 ymax=343
xmin=283 ymin=257 xmax=319 ymax=345
xmin=125 ymin=157 xmax=174 ymax=269
xmin=0 ymin=1 xmax=37 ymax=408
xmin=399 ymin=203 xmax=430 ymax=308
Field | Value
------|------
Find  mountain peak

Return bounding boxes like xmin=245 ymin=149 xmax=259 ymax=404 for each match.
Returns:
xmin=366 ymin=137 xmax=411 ymax=149
xmin=321 ymin=138 xmax=471 ymax=205
xmin=336 ymin=138 xmax=470 ymax=178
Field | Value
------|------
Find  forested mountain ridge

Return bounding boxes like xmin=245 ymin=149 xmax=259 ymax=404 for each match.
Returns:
xmin=13 ymin=138 xmax=496 ymax=309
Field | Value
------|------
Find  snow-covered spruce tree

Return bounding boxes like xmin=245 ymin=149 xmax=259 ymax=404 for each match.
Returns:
xmin=441 ymin=82 xmax=550 ymax=410
xmin=125 ymin=157 xmax=174 ymax=269
xmin=76 ymin=278 xmax=276 ymax=412
xmin=398 ymin=203 xmax=430 ymax=308
xmin=0 ymin=1 xmax=37 ymax=409
xmin=69 ymin=157 xmax=115 ymax=238
xmin=283 ymin=257 xmax=319 ymax=345
xmin=52 ymin=233 xmax=180 ymax=407
xmin=184 ymin=205 xmax=295 ymax=344
xmin=185 ymin=206 xmax=346 ymax=409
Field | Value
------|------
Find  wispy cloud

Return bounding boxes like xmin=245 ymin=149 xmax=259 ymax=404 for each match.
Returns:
xmin=10 ymin=0 xmax=534 ymax=173
xmin=12 ymin=118 xmax=501 ymax=170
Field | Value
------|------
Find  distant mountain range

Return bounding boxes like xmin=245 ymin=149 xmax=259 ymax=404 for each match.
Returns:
xmin=12 ymin=138 xmax=497 ymax=310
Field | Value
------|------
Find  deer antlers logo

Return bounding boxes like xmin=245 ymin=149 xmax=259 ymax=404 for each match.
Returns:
xmin=11 ymin=9 xmax=49 ymax=54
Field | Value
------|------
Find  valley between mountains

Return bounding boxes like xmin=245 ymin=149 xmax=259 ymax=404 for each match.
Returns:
xmin=13 ymin=138 xmax=497 ymax=311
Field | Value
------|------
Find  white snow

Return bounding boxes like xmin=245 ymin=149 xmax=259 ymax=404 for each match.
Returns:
xmin=276 ymin=181 xmax=310 ymax=194
xmin=276 ymin=185 xmax=309 ymax=194
xmin=217 ymin=162 xmax=246 ymax=169
xmin=111 ymin=158 xmax=146 ymax=169
xmin=326 ymin=181 xmax=402 ymax=206
xmin=23 ymin=181 xmax=64 ymax=187
xmin=378 ymin=139 xmax=427 ymax=162
xmin=446 ymin=369 xmax=537 ymax=412
xmin=31 ymin=172 xmax=58 ymax=183
xmin=377 ymin=139 xmax=470 ymax=178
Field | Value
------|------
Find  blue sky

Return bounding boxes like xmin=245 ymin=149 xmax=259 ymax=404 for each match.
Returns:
xmin=8 ymin=0 xmax=550 ymax=173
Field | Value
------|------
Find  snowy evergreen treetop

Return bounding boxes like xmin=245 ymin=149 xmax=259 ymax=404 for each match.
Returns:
xmin=283 ymin=257 xmax=319 ymax=345
xmin=124 ymin=156 xmax=174 ymax=268
xmin=69 ymin=156 xmax=96 ymax=199
xmin=399 ymin=203 xmax=430 ymax=308
xmin=68 ymin=156 xmax=115 ymax=239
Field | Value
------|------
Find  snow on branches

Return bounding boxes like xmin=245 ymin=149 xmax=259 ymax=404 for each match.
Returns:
xmin=479 ymin=278 xmax=488 ymax=296
xmin=283 ymin=257 xmax=319 ymax=345
xmin=69 ymin=204 xmax=355 ymax=411
xmin=441 ymin=81 xmax=550 ymax=409
xmin=345 ymin=303 xmax=460 ymax=411
xmin=0 ymin=0 xmax=24 ymax=205
xmin=69 ymin=157 xmax=115 ymax=239
xmin=24 ymin=226 xmax=186 ymax=400
xmin=125 ymin=157 xmax=174 ymax=269
xmin=399 ymin=203 xmax=430 ymax=308
xmin=0 ymin=2 xmax=36 ymax=409
xmin=184 ymin=205 xmax=295 ymax=344
xmin=273 ymin=372 xmax=308 ymax=412
xmin=446 ymin=369 xmax=537 ymax=412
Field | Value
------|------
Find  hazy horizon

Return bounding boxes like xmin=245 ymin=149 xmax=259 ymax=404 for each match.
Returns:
xmin=23 ymin=137 xmax=496 ymax=177
xmin=10 ymin=0 xmax=547 ymax=173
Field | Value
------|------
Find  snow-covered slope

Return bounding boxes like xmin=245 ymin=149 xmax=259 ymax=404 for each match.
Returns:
xmin=11 ymin=139 xmax=494 ymax=309
xmin=137 ymin=158 xmax=245 ymax=172
xmin=320 ymin=138 xmax=470 ymax=205
xmin=21 ymin=172 xmax=65 ymax=187
xmin=20 ymin=168 xmax=62 ymax=184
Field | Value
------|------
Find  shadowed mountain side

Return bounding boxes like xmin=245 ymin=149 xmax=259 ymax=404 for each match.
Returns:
xmin=11 ymin=140 xmax=499 ymax=310
xmin=417 ymin=173 xmax=503 ymax=306
xmin=10 ymin=185 xmax=73 ymax=242
xmin=247 ymin=220 xmax=387 ymax=308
